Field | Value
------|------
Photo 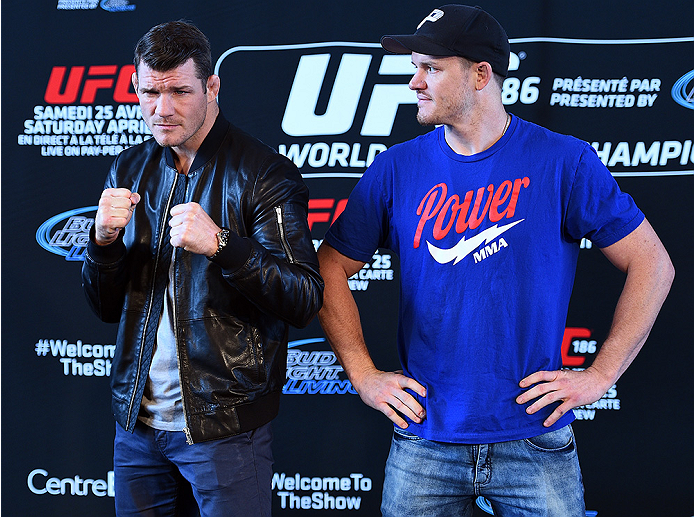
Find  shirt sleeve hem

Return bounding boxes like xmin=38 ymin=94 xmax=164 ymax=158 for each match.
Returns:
xmin=323 ymin=233 xmax=376 ymax=263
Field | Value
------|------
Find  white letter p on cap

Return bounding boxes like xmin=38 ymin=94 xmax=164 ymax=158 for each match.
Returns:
xmin=417 ymin=9 xmax=444 ymax=29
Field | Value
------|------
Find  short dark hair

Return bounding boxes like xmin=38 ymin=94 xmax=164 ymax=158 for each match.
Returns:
xmin=134 ymin=21 xmax=212 ymax=83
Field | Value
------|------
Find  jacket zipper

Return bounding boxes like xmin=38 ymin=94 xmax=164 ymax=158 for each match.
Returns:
xmin=125 ymin=171 xmax=183 ymax=432
xmin=274 ymin=205 xmax=296 ymax=264
xmin=167 ymin=174 xmax=194 ymax=444
xmin=172 ymin=243 xmax=194 ymax=445
xmin=250 ymin=326 xmax=264 ymax=381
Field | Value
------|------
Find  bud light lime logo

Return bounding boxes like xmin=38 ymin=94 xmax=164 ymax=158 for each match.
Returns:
xmin=671 ymin=69 xmax=694 ymax=110
xmin=37 ymin=206 xmax=96 ymax=261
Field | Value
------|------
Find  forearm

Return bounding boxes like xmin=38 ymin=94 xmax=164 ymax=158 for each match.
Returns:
xmin=317 ymin=243 xmax=427 ymax=427
xmin=589 ymin=219 xmax=675 ymax=385
xmin=215 ymin=175 xmax=324 ymax=327
xmin=221 ymin=238 xmax=324 ymax=328
xmin=318 ymin=274 xmax=377 ymax=387
xmin=517 ymin=220 xmax=674 ymax=426
xmin=317 ymin=244 xmax=377 ymax=386
xmin=81 ymin=229 xmax=128 ymax=323
xmin=591 ymin=238 xmax=674 ymax=385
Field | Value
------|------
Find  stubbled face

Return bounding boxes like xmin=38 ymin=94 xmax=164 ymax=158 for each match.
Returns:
xmin=409 ymin=52 xmax=475 ymax=127
xmin=133 ymin=58 xmax=214 ymax=151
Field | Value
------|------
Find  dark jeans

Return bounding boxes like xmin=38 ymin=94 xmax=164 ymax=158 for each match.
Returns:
xmin=114 ymin=420 xmax=273 ymax=517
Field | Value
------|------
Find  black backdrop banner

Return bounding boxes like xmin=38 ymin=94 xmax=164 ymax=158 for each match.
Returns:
xmin=2 ymin=1 xmax=693 ymax=516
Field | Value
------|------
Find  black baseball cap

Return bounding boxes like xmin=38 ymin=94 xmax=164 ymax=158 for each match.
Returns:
xmin=381 ymin=5 xmax=510 ymax=77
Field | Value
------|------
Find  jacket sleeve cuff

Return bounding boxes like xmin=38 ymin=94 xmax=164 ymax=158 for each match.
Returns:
xmin=87 ymin=225 xmax=126 ymax=263
xmin=208 ymin=232 xmax=252 ymax=270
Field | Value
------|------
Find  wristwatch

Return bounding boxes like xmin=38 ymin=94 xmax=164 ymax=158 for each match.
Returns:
xmin=210 ymin=228 xmax=230 ymax=259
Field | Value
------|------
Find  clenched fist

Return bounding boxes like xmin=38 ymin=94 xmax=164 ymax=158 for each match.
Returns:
xmin=94 ymin=188 xmax=141 ymax=246
xmin=169 ymin=202 xmax=221 ymax=256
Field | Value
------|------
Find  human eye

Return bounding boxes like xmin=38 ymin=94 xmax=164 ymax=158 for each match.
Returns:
xmin=172 ymin=85 xmax=194 ymax=95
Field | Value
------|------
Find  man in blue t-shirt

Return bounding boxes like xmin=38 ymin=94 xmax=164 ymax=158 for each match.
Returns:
xmin=317 ymin=5 xmax=674 ymax=516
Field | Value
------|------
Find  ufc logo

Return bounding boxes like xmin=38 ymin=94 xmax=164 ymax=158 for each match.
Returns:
xmin=308 ymin=198 xmax=348 ymax=231
xmin=281 ymin=53 xmax=416 ymax=137
xmin=561 ymin=327 xmax=598 ymax=367
xmin=44 ymin=65 xmax=138 ymax=104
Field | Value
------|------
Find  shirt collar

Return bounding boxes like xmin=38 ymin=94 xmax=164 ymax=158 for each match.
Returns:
xmin=164 ymin=110 xmax=230 ymax=174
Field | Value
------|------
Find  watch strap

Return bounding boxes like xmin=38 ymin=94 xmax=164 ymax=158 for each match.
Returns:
xmin=210 ymin=228 xmax=230 ymax=259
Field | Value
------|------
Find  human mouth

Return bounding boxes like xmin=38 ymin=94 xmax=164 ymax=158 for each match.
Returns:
xmin=154 ymin=122 xmax=179 ymax=131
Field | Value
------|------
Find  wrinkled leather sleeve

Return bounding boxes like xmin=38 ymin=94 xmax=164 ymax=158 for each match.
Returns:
xmin=81 ymin=168 xmax=128 ymax=324
xmin=81 ymin=131 xmax=323 ymax=329
xmin=210 ymin=154 xmax=324 ymax=328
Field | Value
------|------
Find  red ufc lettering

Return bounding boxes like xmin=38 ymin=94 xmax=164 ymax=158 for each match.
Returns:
xmin=308 ymin=198 xmax=348 ymax=231
xmin=44 ymin=65 xmax=138 ymax=104
xmin=561 ymin=327 xmax=591 ymax=367
xmin=113 ymin=65 xmax=138 ymax=103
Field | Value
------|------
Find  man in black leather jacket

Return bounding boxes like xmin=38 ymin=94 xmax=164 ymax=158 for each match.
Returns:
xmin=82 ymin=21 xmax=323 ymax=517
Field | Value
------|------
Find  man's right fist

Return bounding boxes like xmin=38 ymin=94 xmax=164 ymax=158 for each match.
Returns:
xmin=94 ymin=188 xmax=141 ymax=246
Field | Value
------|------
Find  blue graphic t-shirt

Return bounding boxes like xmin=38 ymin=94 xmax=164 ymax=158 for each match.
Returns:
xmin=324 ymin=115 xmax=644 ymax=443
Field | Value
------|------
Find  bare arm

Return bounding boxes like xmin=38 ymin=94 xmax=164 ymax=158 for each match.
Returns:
xmin=517 ymin=218 xmax=674 ymax=426
xmin=317 ymin=242 xmax=426 ymax=429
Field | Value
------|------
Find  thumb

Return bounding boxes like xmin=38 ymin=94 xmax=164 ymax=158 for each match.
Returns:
xmin=130 ymin=192 xmax=141 ymax=206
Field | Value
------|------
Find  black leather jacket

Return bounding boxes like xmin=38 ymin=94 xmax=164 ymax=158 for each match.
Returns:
xmin=82 ymin=113 xmax=323 ymax=443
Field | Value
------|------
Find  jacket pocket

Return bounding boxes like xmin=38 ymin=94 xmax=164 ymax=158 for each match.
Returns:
xmin=274 ymin=205 xmax=296 ymax=263
xmin=247 ymin=326 xmax=266 ymax=384
xmin=178 ymin=318 xmax=267 ymax=407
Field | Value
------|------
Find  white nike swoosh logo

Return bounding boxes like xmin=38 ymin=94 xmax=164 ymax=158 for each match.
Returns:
xmin=426 ymin=219 xmax=524 ymax=265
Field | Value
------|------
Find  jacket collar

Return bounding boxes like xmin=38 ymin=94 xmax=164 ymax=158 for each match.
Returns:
xmin=163 ymin=111 xmax=231 ymax=175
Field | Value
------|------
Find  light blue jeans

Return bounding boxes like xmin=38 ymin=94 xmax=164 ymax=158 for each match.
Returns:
xmin=381 ymin=424 xmax=585 ymax=517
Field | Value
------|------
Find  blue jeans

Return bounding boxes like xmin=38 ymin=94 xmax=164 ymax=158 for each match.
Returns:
xmin=114 ymin=420 xmax=273 ymax=517
xmin=381 ymin=424 xmax=585 ymax=517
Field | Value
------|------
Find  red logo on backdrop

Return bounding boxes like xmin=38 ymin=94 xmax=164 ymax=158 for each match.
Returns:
xmin=308 ymin=198 xmax=347 ymax=232
xmin=44 ymin=65 xmax=138 ymax=104
xmin=562 ymin=327 xmax=598 ymax=367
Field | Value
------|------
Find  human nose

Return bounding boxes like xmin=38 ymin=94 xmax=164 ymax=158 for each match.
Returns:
xmin=409 ymin=69 xmax=425 ymax=90
xmin=155 ymin=94 xmax=175 ymax=117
